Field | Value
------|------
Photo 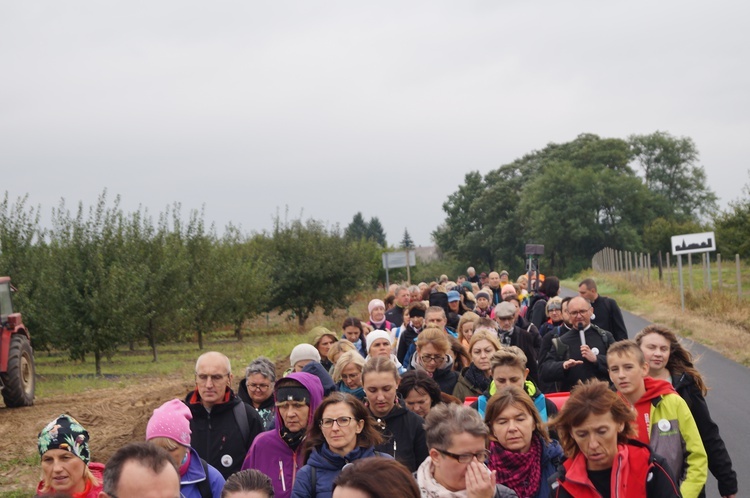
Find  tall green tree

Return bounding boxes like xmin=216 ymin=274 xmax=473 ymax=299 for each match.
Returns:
xmin=629 ymin=131 xmax=718 ymax=219
xmin=366 ymin=217 xmax=387 ymax=247
xmin=400 ymin=229 xmax=415 ymax=249
xmin=345 ymin=212 xmax=369 ymax=241
xmin=714 ymin=175 xmax=750 ymax=258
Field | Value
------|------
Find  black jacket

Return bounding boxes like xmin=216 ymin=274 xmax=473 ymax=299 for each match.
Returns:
xmin=370 ymin=399 xmax=428 ymax=472
xmin=396 ymin=324 xmax=421 ymax=363
xmin=184 ymin=388 xmax=264 ymax=479
xmin=499 ymin=325 xmax=540 ymax=385
xmin=385 ymin=305 xmax=405 ymax=327
xmin=674 ymin=372 xmax=738 ymax=497
xmin=591 ymin=295 xmax=628 ymax=342
xmin=237 ymin=378 xmax=276 ymax=430
xmin=539 ymin=325 xmax=614 ymax=392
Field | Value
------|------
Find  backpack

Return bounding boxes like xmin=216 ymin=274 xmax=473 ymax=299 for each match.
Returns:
xmin=551 ymin=325 xmax=614 ymax=360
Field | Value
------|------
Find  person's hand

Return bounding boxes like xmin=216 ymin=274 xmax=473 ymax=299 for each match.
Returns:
xmin=563 ymin=359 xmax=584 ymax=370
xmin=465 ymin=460 xmax=496 ymax=498
xmin=580 ymin=345 xmax=597 ymax=363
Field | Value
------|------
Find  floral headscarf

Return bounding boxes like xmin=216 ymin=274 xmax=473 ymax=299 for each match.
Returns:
xmin=38 ymin=414 xmax=90 ymax=464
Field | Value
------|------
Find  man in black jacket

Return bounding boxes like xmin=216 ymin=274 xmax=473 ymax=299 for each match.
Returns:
xmin=579 ymin=277 xmax=628 ymax=341
xmin=539 ymin=296 xmax=615 ymax=393
xmin=385 ymin=285 xmax=410 ymax=327
xmin=185 ymin=351 xmax=263 ymax=479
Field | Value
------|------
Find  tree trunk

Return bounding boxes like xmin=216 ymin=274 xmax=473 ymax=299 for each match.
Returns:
xmin=95 ymin=350 xmax=102 ymax=377
xmin=197 ymin=327 xmax=204 ymax=350
xmin=147 ymin=320 xmax=158 ymax=362
xmin=297 ymin=310 xmax=307 ymax=333
xmin=234 ymin=319 xmax=243 ymax=341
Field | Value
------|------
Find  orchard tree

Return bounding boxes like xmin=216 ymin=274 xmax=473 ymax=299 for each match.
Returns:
xmin=268 ymin=217 xmax=376 ymax=330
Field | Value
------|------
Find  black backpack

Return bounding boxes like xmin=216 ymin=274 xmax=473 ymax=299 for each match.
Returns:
xmin=196 ymin=458 xmax=213 ymax=498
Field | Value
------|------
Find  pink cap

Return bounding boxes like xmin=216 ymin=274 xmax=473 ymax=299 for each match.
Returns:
xmin=501 ymin=284 xmax=516 ymax=296
xmin=368 ymin=299 xmax=385 ymax=314
xmin=146 ymin=399 xmax=192 ymax=446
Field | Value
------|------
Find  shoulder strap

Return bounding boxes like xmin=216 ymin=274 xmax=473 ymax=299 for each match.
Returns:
xmin=197 ymin=458 xmax=213 ymax=498
xmin=552 ymin=337 xmax=569 ymax=360
xmin=233 ymin=401 xmax=251 ymax=443
xmin=311 ymin=465 xmax=317 ymax=498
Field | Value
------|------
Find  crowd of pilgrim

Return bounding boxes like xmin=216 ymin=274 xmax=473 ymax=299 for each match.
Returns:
xmin=33 ymin=270 xmax=737 ymax=498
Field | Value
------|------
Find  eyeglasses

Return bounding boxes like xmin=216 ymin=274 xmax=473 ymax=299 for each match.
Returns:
xmin=248 ymin=383 xmax=271 ymax=391
xmin=320 ymin=416 xmax=355 ymax=428
xmin=196 ymin=373 xmax=229 ymax=384
xmin=437 ymin=448 xmax=490 ymax=464
xmin=341 ymin=373 xmax=361 ymax=382
xmin=568 ymin=309 xmax=591 ymax=316
xmin=420 ymin=354 xmax=445 ymax=364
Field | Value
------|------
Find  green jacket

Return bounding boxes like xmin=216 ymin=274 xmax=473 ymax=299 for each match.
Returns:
xmin=643 ymin=383 xmax=708 ymax=498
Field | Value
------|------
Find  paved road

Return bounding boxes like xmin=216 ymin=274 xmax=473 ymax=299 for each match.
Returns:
xmin=562 ymin=288 xmax=747 ymax=497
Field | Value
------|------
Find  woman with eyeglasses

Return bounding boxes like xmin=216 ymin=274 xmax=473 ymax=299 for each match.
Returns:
xmin=241 ymin=372 xmax=324 ymax=498
xmin=537 ymin=297 xmax=564 ymax=338
xmin=332 ymin=350 xmax=366 ymax=401
xmin=362 ymin=356 xmax=428 ymax=472
xmin=291 ymin=393 xmax=387 ymax=498
xmin=410 ymin=327 xmax=459 ymax=395
xmin=418 ymin=403 xmax=516 ymax=498
xmin=484 ymin=386 xmax=562 ymax=498
xmin=238 ymin=356 xmax=277 ymax=431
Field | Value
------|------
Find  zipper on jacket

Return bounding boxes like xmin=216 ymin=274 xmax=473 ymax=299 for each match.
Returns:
xmin=613 ymin=453 xmax=623 ymax=497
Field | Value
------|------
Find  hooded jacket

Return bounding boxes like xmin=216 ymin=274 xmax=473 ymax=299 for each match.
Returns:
xmin=550 ymin=439 xmax=680 ymax=498
xmin=410 ymin=351 xmax=459 ymax=394
xmin=631 ymin=376 xmax=707 ymax=498
xmin=237 ymin=377 xmax=276 ymax=431
xmin=179 ymin=447 xmax=225 ymax=498
xmin=184 ymin=388 xmax=264 ymax=479
xmin=452 ymin=364 xmax=490 ymax=402
xmin=673 ymin=371 xmax=737 ymax=497
xmin=301 ymin=361 xmax=337 ymax=397
xmin=291 ymin=444 xmax=387 ymax=498
xmin=396 ymin=323 xmax=421 ymax=363
xmin=369 ymin=398 xmax=428 ymax=472
xmin=241 ymin=373 xmax=324 ymax=498
xmin=36 ymin=462 xmax=105 ymax=498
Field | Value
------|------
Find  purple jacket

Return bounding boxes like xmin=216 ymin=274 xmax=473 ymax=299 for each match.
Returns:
xmin=241 ymin=372 xmax=324 ymax=498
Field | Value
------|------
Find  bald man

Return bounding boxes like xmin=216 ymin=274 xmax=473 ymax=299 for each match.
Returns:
xmin=538 ymin=296 xmax=616 ymax=392
xmin=185 ymin=351 xmax=263 ymax=478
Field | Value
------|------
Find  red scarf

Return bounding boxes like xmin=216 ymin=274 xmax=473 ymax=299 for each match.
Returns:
xmin=488 ymin=435 xmax=542 ymax=498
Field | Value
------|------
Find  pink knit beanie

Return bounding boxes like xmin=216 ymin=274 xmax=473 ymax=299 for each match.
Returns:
xmin=368 ymin=299 xmax=385 ymax=314
xmin=146 ymin=398 xmax=192 ymax=446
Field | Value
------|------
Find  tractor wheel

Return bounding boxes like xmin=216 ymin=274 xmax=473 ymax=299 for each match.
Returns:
xmin=1 ymin=334 xmax=35 ymax=407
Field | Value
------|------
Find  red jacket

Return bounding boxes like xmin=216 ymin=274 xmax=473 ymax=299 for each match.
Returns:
xmin=552 ymin=440 xmax=679 ymax=498
xmin=631 ymin=377 xmax=676 ymax=444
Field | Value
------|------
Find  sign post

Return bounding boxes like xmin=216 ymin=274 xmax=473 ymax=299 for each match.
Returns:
xmin=381 ymin=251 xmax=416 ymax=289
xmin=670 ymin=231 xmax=716 ymax=310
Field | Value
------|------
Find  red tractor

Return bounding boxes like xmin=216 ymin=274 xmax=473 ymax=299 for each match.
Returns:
xmin=0 ymin=277 xmax=35 ymax=407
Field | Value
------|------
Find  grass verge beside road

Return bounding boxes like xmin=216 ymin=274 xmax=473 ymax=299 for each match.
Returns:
xmin=562 ymin=272 xmax=750 ymax=366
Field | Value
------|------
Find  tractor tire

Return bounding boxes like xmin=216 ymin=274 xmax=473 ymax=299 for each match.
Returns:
xmin=1 ymin=334 xmax=35 ymax=407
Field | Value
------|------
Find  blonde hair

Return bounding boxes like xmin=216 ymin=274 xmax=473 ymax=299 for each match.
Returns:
xmin=416 ymin=327 xmax=451 ymax=354
xmin=468 ymin=330 xmax=501 ymax=352
xmin=327 ymin=339 xmax=356 ymax=363
xmin=490 ymin=346 xmax=527 ymax=373
xmin=457 ymin=312 xmax=480 ymax=335
xmin=332 ymin=350 xmax=366 ymax=383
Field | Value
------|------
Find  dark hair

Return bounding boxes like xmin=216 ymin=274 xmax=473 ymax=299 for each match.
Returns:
xmin=550 ymin=380 xmax=636 ymax=457
xmin=634 ymin=324 xmax=707 ymax=395
xmin=333 ymin=456 xmax=420 ymax=498
xmin=561 ymin=296 xmax=572 ymax=306
xmin=303 ymin=392 xmax=383 ymax=460
xmin=397 ymin=370 xmax=442 ymax=407
xmin=384 ymin=295 xmax=395 ymax=309
xmin=539 ymin=276 xmax=560 ymax=297
xmin=579 ymin=278 xmax=597 ymax=291
xmin=342 ymin=317 xmax=363 ymax=336
xmin=222 ymin=469 xmax=274 ymax=498
xmin=448 ymin=335 xmax=470 ymax=372
xmin=103 ymin=442 xmax=177 ymax=496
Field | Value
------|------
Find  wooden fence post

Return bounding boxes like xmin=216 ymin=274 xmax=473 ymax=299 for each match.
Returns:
xmin=737 ymin=254 xmax=742 ymax=300
xmin=717 ymin=253 xmax=723 ymax=291
xmin=688 ymin=253 xmax=693 ymax=291
xmin=666 ymin=252 xmax=672 ymax=288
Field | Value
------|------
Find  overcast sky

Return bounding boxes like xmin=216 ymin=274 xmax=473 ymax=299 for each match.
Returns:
xmin=2 ymin=1 xmax=748 ymax=246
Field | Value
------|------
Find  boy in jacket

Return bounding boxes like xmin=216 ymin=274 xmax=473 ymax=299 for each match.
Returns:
xmin=607 ymin=340 xmax=707 ymax=498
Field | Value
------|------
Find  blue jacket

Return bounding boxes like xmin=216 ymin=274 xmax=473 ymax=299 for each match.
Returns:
xmin=181 ymin=447 xmax=226 ymax=498
xmin=537 ymin=439 xmax=563 ymax=498
xmin=291 ymin=444 xmax=388 ymax=498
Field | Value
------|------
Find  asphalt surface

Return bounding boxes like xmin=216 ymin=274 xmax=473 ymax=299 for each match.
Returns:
xmin=561 ymin=288 xmax=747 ymax=498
